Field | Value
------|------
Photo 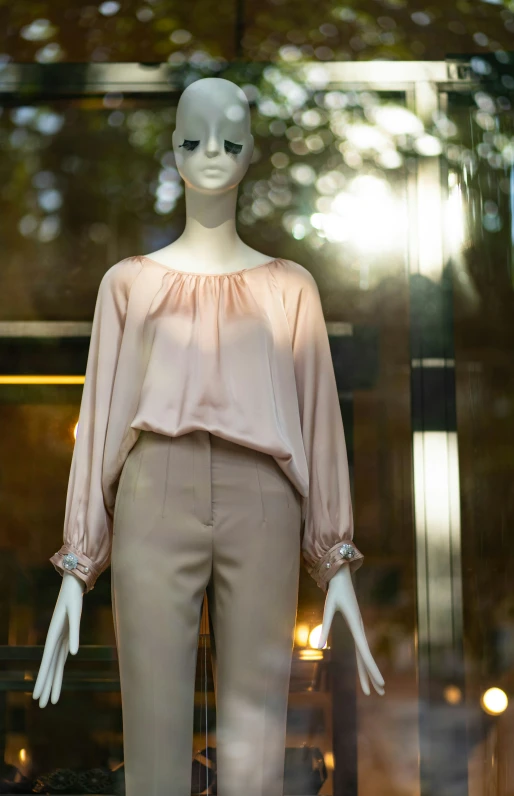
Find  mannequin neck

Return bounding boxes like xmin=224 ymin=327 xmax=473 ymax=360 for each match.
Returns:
xmin=180 ymin=184 xmax=240 ymax=260
xmin=146 ymin=182 xmax=270 ymax=273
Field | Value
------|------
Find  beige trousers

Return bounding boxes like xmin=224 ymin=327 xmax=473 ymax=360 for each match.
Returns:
xmin=111 ymin=430 xmax=302 ymax=796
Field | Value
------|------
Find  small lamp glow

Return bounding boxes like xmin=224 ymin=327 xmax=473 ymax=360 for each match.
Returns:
xmin=308 ymin=624 xmax=327 ymax=650
xmin=73 ymin=421 xmax=79 ymax=440
xmin=481 ymin=687 xmax=508 ymax=716
xmin=443 ymin=685 xmax=462 ymax=705
xmin=19 ymin=748 xmax=26 ymax=763
xmin=295 ymin=623 xmax=310 ymax=647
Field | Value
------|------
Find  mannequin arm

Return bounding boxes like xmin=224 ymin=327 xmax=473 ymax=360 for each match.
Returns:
xmin=317 ymin=566 xmax=385 ymax=696
xmin=33 ymin=572 xmax=85 ymax=707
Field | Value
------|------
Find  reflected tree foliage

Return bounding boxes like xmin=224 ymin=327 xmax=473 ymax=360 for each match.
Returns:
xmin=0 ymin=0 xmax=513 ymax=63
xmin=1 ymin=55 xmax=512 ymax=321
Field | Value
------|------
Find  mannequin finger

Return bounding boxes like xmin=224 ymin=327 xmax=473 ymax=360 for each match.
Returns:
xmin=336 ymin=606 xmax=385 ymax=693
xmin=356 ymin=648 xmax=370 ymax=696
xmin=352 ymin=631 xmax=384 ymax=695
xmin=33 ymin=636 xmax=58 ymax=701
xmin=33 ymin=630 xmax=62 ymax=701
xmin=354 ymin=634 xmax=385 ymax=688
xmin=38 ymin=640 xmax=62 ymax=708
xmin=354 ymin=614 xmax=385 ymax=692
xmin=366 ymin=660 xmax=385 ymax=695
xmin=364 ymin=651 xmax=385 ymax=691
xmin=51 ymin=638 xmax=69 ymax=704
xmin=370 ymin=675 xmax=385 ymax=696
xmin=339 ymin=599 xmax=365 ymax=641
xmin=38 ymin=637 xmax=62 ymax=708
xmin=365 ymin=668 xmax=385 ymax=695
xmin=317 ymin=596 xmax=336 ymax=649
xmin=33 ymin=661 xmax=48 ymax=701
xmin=362 ymin=659 xmax=385 ymax=694
xmin=67 ymin=599 xmax=81 ymax=655
xmin=33 ymin=608 xmax=66 ymax=698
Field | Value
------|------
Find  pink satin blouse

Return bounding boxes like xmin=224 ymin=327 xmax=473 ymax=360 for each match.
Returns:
xmin=50 ymin=255 xmax=363 ymax=593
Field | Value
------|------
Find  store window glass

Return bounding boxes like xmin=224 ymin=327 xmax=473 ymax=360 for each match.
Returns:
xmin=0 ymin=39 xmax=512 ymax=796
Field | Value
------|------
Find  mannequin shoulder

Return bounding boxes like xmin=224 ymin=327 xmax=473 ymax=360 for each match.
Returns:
xmin=99 ymin=255 xmax=146 ymax=296
xmin=277 ymin=258 xmax=320 ymax=295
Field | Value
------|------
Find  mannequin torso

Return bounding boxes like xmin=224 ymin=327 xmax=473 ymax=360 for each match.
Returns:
xmin=33 ymin=76 xmax=384 ymax=713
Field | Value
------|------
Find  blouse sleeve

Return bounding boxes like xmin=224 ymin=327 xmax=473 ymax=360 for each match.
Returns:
xmin=49 ymin=259 xmax=140 ymax=593
xmin=289 ymin=267 xmax=364 ymax=592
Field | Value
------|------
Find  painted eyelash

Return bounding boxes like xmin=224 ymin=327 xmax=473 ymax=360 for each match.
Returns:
xmin=179 ymin=140 xmax=200 ymax=151
xmin=178 ymin=140 xmax=243 ymax=155
xmin=224 ymin=141 xmax=243 ymax=155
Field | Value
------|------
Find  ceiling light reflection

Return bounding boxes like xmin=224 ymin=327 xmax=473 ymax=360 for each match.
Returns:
xmin=481 ymin=687 xmax=508 ymax=715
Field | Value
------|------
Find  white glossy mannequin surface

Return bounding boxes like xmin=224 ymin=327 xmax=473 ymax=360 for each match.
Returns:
xmin=33 ymin=77 xmax=384 ymax=710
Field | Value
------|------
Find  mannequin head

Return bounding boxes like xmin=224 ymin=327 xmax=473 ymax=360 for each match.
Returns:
xmin=172 ymin=78 xmax=254 ymax=194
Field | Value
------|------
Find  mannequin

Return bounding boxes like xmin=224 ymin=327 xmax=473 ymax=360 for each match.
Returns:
xmin=33 ymin=77 xmax=384 ymax=792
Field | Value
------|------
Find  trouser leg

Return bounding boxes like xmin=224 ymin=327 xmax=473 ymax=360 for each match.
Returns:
xmin=206 ymin=436 xmax=302 ymax=796
xmin=111 ymin=431 xmax=212 ymax=796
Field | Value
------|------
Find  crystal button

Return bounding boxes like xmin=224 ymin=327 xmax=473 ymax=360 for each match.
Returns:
xmin=62 ymin=552 xmax=78 ymax=571
xmin=339 ymin=544 xmax=356 ymax=560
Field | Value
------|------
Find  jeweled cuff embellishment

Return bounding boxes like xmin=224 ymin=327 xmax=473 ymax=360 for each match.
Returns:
xmin=339 ymin=543 xmax=356 ymax=560
xmin=50 ymin=547 xmax=99 ymax=593
xmin=62 ymin=552 xmax=78 ymax=571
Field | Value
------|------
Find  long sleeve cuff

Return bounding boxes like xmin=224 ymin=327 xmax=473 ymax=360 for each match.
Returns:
xmin=50 ymin=544 xmax=101 ymax=593
xmin=305 ymin=540 xmax=364 ymax=592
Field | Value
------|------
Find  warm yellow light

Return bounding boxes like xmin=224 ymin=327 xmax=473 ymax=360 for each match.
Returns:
xmin=19 ymin=748 xmax=26 ymax=762
xmin=481 ymin=687 xmax=508 ymax=716
xmin=295 ymin=623 xmax=310 ymax=647
xmin=299 ymin=648 xmax=323 ymax=661
xmin=308 ymin=624 xmax=327 ymax=650
xmin=0 ymin=375 xmax=85 ymax=385
xmin=73 ymin=421 xmax=79 ymax=440
xmin=324 ymin=752 xmax=334 ymax=770
xmin=444 ymin=685 xmax=462 ymax=705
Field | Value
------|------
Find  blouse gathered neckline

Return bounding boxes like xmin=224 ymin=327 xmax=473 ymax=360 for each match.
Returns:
xmin=138 ymin=254 xmax=281 ymax=278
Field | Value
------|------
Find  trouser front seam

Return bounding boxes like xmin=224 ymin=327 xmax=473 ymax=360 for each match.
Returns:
xmin=161 ymin=437 xmax=172 ymax=517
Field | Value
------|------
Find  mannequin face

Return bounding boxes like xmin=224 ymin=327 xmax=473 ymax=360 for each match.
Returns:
xmin=172 ymin=78 xmax=254 ymax=194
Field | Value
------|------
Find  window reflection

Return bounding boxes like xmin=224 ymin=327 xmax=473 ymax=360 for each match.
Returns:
xmin=0 ymin=55 xmax=511 ymax=794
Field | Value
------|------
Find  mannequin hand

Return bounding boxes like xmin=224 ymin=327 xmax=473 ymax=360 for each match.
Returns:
xmin=317 ymin=566 xmax=385 ymax=696
xmin=33 ymin=572 xmax=85 ymax=707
